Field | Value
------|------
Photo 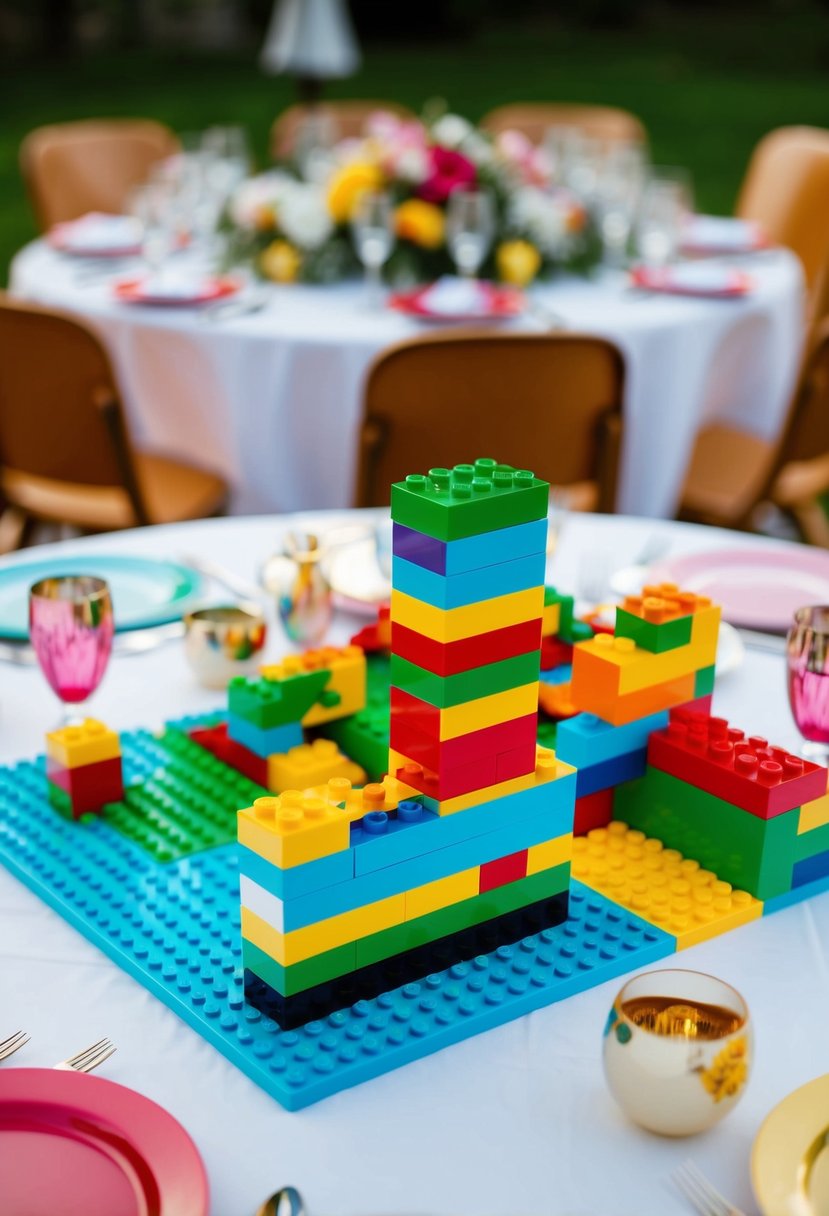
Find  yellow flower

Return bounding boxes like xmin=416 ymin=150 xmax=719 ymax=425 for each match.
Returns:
xmin=394 ymin=199 xmax=445 ymax=250
xmin=260 ymin=239 xmax=302 ymax=284
xmin=496 ymin=239 xmax=541 ymax=287
xmin=327 ymin=162 xmax=384 ymax=223
xmin=253 ymin=203 xmax=278 ymax=232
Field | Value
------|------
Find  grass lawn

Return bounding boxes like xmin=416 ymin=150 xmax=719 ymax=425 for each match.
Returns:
xmin=3 ymin=7 xmax=829 ymax=280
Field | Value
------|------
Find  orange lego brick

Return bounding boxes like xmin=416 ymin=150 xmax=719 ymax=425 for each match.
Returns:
xmin=538 ymin=680 xmax=579 ymax=720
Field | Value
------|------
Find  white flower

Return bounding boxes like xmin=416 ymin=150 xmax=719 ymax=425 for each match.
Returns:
xmin=394 ymin=145 xmax=430 ymax=184
xmin=277 ymin=182 xmax=334 ymax=250
xmin=509 ymin=186 xmax=569 ymax=257
xmin=432 ymin=113 xmax=474 ymax=149
xmin=461 ymin=131 xmax=493 ymax=166
xmin=229 ymin=171 xmax=292 ymax=228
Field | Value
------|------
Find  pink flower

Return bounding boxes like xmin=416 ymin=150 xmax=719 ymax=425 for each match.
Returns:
xmin=417 ymin=147 xmax=477 ymax=203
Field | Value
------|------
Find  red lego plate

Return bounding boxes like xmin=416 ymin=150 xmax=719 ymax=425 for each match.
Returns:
xmin=389 ymin=280 xmax=525 ymax=320
xmin=0 ymin=1068 xmax=208 ymax=1216
xmin=114 ymin=275 xmax=240 ymax=306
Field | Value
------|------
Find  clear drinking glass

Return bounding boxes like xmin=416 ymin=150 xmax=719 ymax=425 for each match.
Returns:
xmin=636 ymin=167 xmax=694 ymax=266
xmin=597 ymin=142 xmax=647 ymax=266
xmin=787 ymin=605 xmax=829 ymax=761
xmin=127 ymin=180 xmax=178 ymax=277
xmin=351 ymin=191 xmax=395 ymax=306
xmin=29 ymin=576 xmax=114 ymax=723
xmin=559 ymin=130 xmax=606 ymax=202
xmin=446 ymin=189 xmax=495 ymax=280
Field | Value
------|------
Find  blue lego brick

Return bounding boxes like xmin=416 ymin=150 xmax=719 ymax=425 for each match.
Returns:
xmin=393 ymin=518 xmax=548 ymax=577
xmin=391 ymin=551 xmax=546 ymax=611
xmin=763 ymin=870 xmax=829 ymax=914
xmin=555 ymin=710 xmax=669 ymax=770
xmin=240 ymin=779 xmax=575 ymax=929
xmin=539 ymin=664 xmax=572 ymax=686
xmin=792 ymin=847 xmax=829 ymax=889
xmin=227 ymin=714 xmax=303 ymax=760
xmin=238 ymin=841 xmax=356 ymax=900
xmin=575 ymin=748 xmax=648 ymax=798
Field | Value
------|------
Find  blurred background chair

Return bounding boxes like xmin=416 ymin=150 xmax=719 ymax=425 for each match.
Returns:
xmin=270 ymin=100 xmax=417 ymax=159
xmin=20 ymin=118 xmax=178 ymax=231
xmin=0 ymin=297 xmax=228 ymax=551
xmin=679 ymin=317 xmax=829 ymax=545
xmin=736 ymin=125 xmax=829 ymax=321
xmin=480 ymin=103 xmax=646 ymax=146
xmin=354 ymin=330 xmax=625 ymax=511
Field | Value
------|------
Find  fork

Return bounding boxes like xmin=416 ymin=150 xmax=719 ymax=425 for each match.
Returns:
xmin=54 ymin=1037 xmax=116 ymax=1073
xmin=0 ymin=1030 xmax=30 ymax=1062
xmin=672 ymin=1160 xmax=747 ymax=1216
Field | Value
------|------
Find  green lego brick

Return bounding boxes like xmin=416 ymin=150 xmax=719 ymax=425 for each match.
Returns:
xmin=615 ymin=606 xmax=693 ymax=653
xmin=357 ymin=861 xmax=570 ymax=967
xmin=794 ymin=819 xmax=829 ymax=862
xmin=390 ymin=650 xmax=540 ymax=709
xmin=694 ymin=665 xmax=716 ymax=697
xmin=243 ymin=936 xmax=356 ymax=996
xmin=544 ymin=586 xmax=574 ymax=637
xmin=316 ymin=656 xmax=390 ymax=780
xmin=228 ymin=668 xmax=332 ymax=729
xmin=614 ymin=767 xmax=798 ymax=900
xmin=562 ymin=619 xmax=593 ymax=644
xmin=536 ymin=718 xmax=558 ymax=751
xmin=104 ymin=729 xmax=268 ymax=862
xmin=391 ymin=460 xmax=549 ymax=542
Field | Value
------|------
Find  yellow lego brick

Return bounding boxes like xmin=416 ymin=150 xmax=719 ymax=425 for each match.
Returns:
xmin=688 ymin=603 xmax=722 ymax=654
xmin=241 ymin=892 xmax=406 ymax=965
xmin=572 ymin=628 xmax=718 ymax=698
xmin=400 ymin=682 xmax=538 ymax=742
xmin=46 ymin=719 xmax=121 ymax=769
xmin=572 ymin=821 xmax=762 ymax=949
xmin=238 ymin=792 xmax=350 ymax=868
xmin=390 ymin=585 xmax=544 ymax=644
xmin=388 ymin=745 xmax=575 ymax=816
xmin=267 ymin=738 xmax=366 ymax=794
xmin=541 ymin=600 xmax=561 ymax=639
xmin=260 ymin=644 xmax=366 ymax=727
xmin=799 ymin=782 xmax=829 ymax=834
xmin=526 ymin=833 xmax=573 ymax=875
xmin=405 ymin=867 xmax=480 ymax=920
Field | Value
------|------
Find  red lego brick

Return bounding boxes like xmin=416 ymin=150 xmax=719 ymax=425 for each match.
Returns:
xmin=539 ymin=636 xmax=573 ymax=672
xmin=46 ymin=754 xmax=124 ymax=815
xmin=350 ymin=604 xmax=391 ymax=654
xmin=649 ymin=710 xmax=829 ymax=819
xmin=392 ymin=617 xmax=543 ymax=678
xmin=495 ymin=742 xmax=539 ymax=783
xmin=574 ymin=788 xmax=613 ymax=835
xmin=479 ymin=849 xmax=529 ymax=893
xmin=679 ymin=694 xmax=713 ymax=716
xmin=190 ymin=723 xmax=269 ymax=787
xmin=390 ymin=710 xmax=538 ymax=775
xmin=392 ymin=735 xmax=538 ymax=802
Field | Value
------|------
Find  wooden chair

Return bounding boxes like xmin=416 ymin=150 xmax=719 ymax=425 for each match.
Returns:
xmin=271 ymin=101 xmax=417 ymax=160
xmin=480 ymin=103 xmax=646 ymax=147
xmin=0 ymin=297 xmax=228 ymax=550
xmin=21 ymin=118 xmax=179 ymax=231
xmin=679 ymin=318 xmax=829 ymax=545
xmin=354 ymin=331 xmax=625 ymax=512
xmin=736 ymin=126 xmax=829 ymax=312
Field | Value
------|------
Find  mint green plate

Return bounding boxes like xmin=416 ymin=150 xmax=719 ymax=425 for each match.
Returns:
xmin=0 ymin=554 xmax=205 ymax=639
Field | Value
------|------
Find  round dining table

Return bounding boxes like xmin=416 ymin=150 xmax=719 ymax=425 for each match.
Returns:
xmin=1 ymin=508 xmax=827 ymax=1216
xmin=10 ymin=241 xmax=804 ymax=520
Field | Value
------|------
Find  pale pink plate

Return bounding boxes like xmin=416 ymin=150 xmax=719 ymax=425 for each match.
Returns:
xmin=630 ymin=263 xmax=753 ymax=298
xmin=389 ymin=281 xmax=525 ymax=320
xmin=0 ymin=1068 xmax=208 ymax=1216
xmin=652 ymin=547 xmax=829 ymax=632
xmin=114 ymin=275 xmax=239 ymax=306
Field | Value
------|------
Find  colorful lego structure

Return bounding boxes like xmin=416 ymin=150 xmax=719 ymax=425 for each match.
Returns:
xmin=3 ymin=462 xmax=829 ymax=1111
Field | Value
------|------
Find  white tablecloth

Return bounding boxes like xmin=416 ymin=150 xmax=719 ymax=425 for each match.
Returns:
xmin=11 ymin=243 xmax=805 ymax=519
xmin=1 ymin=511 xmax=827 ymax=1216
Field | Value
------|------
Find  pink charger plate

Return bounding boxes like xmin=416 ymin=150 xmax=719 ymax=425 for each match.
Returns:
xmin=113 ymin=275 xmax=240 ymax=307
xmin=651 ymin=546 xmax=829 ymax=633
xmin=388 ymin=282 xmax=525 ymax=321
xmin=0 ymin=1068 xmax=208 ymax=1216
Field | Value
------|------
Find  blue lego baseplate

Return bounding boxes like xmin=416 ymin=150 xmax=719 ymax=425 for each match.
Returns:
xmin=0 ymin=721 xmax=680 ymax=1109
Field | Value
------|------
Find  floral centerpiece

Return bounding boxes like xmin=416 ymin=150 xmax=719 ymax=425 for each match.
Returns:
xmin=227 ymin=109 xmax=600 ymax=286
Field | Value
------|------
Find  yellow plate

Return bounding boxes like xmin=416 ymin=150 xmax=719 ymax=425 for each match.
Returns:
xmin=752 ymin=1074 xmax=829 ymax=1215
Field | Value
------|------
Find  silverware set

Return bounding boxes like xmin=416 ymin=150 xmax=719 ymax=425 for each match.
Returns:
xmin=672 ymin=1159 xmax=747 ymax=1216
xmin=0 ymin=1030 xmax=116 ymax=1074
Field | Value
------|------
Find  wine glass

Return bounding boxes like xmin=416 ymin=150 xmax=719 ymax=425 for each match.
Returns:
xmin=636 ymin=167 xmax=694 ymax=267
xmin=787 ymin=605 xmax=829 ymax=761
xmin=446 ymin=189 xmax=494 ymax=280
xmin=127 ymin=180 xmax=178 ymax=280
xmin=597 ymin=142 xmax=647 ymax=267
xmin=29 ymin=576 xmax=114 ymax=725
xmin=351 ymin=191 xmax=395 ymax=307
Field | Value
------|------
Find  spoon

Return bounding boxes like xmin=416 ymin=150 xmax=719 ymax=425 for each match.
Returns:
xmin=256 ymin=1185 xmax=306 ymax=1216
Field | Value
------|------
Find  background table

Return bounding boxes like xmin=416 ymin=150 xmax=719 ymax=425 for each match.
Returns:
xmin=11 ymin=243 xmax=804 ymax=520
xmin=1 ymin=510 xmax=827 ymax=1216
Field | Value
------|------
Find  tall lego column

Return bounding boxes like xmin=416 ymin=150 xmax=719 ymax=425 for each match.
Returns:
xmin=388 ymin=460 xmax=549 ymax=810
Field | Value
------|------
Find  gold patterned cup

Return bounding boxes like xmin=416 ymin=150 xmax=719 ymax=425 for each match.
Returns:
xmin=603 ymin=968 xmax=752 ymax=1136
xmin=183 ymin=604 xmax=267 ymax=689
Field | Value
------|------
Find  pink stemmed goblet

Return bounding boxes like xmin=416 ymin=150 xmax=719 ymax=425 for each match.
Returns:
xmin=29 ymin=576 xmax=114 ymax=723
xmin=787 ymin=605 xmax=829 ymax=762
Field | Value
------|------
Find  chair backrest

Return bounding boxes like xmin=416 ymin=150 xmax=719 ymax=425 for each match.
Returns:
xmin=355 ymin=331 xmax=625 ymax=511
xmin=777 ymin=316 xmax=829 ymax=467
xmin=20 ymin=118 xmax=179 ymax=230
xmin=480 ymin=103 xmax=646 ymax=146
xmin=270 ymin=100 xmax=417 ymax=159
xmin=0 ymin=296 xmax=146 ymax=515
xmin=737 ymin=126 xmax=829 ymax=302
